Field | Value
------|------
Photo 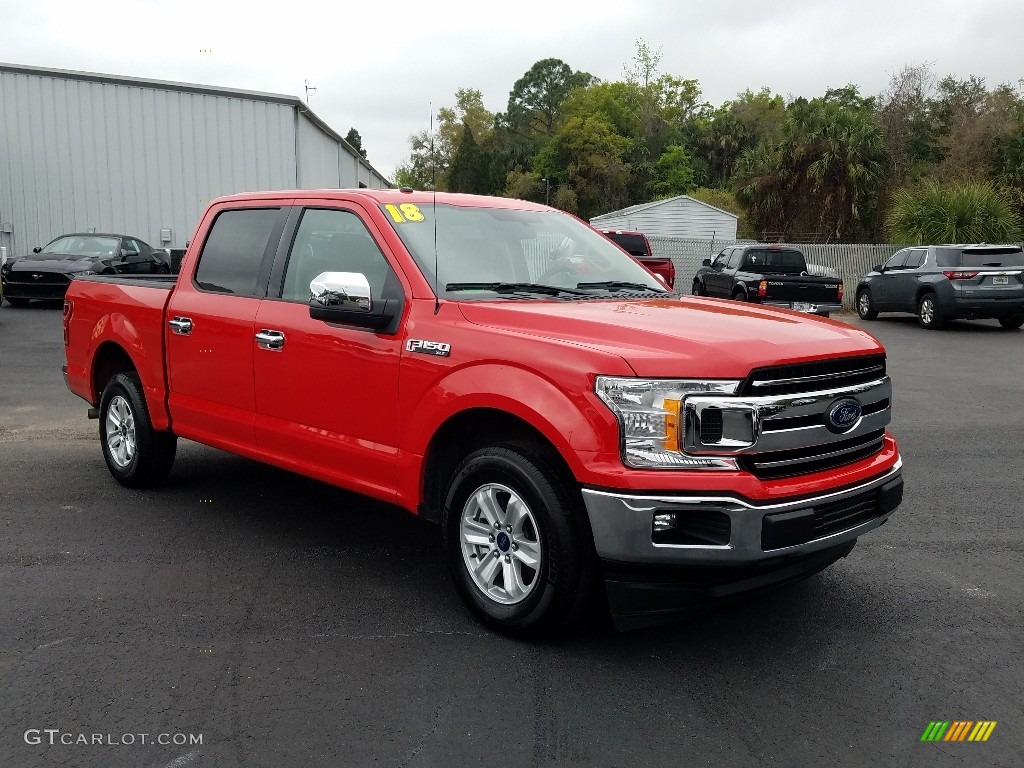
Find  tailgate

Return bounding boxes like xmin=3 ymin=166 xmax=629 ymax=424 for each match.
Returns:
xmin=764 ymin=277 xmax=841 ymax=304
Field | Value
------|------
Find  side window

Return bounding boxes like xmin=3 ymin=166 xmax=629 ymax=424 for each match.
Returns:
xmin=727 ymin=249 xmax=743 ymax=269
xmin=122 ymin=238 xmax=140 ymax=254
xmin=906 ymin=249 xmax=926 ymax=269
xmin=884 ymin=250 xmax=910 ymax=270
xmin=281 ymin=208 xmax=398 ymax=303
xmin=195 ymin=208 xmax=280 ymax=295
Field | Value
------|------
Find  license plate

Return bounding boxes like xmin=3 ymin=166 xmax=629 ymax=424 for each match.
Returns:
xmin=993 ymin=275 xmax=1009 ymax=285
xmin=792 ymin=302 xmax=816 ymax=312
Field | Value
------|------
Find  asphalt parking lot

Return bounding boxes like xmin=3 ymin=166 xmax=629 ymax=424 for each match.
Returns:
xmin=1 ymin=304 xmax=1021 ymax=768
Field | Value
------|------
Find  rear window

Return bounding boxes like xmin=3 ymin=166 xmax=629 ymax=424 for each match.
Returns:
xmin=742 ymin=248 xmax=806 ymax=273
xmin=195 ymin=208 xmax=281 ymax=295
xmin=935 ymin=247 xmax=1024 ymax=268
xmin=603 ymin=232 xmax=650 ymax=258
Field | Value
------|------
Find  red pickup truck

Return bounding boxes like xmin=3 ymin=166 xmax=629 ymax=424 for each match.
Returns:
xmin=63 ymin=189 xmax=903 ymax=636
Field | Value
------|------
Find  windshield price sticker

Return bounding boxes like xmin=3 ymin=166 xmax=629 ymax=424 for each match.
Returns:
xmin=384 ymin=203 xmax=425 ymax=223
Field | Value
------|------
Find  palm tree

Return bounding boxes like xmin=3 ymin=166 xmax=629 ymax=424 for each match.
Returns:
xmin=886 ymin=181 xmax=1023 ymax=243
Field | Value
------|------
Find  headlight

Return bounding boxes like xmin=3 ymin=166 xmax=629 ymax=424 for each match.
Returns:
xmin=595 ymin=376 xmax=742 ymax=469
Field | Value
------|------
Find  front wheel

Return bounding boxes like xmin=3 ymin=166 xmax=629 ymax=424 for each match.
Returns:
xmin=917 ymin=293 xmax=945 ymax=329
xmin=99 ymin=372 xmax=177 ymax=487
xmin=442 ymin=442 xmax=596 ymax=638
xmin=998 ymin=316 xmax=1024 ymax=330
xmin=856 ymin=289 xmax=878 ymax=320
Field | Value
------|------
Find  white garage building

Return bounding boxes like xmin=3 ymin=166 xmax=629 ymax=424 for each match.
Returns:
xmin=0 ymin=62 xmax=390 ymax=259
xmin=590 ymin=194 xmax=738 ymax=240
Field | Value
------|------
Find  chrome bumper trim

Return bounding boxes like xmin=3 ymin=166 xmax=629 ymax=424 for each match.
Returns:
xmin=581 ymin=460 xmax=902 ymax=566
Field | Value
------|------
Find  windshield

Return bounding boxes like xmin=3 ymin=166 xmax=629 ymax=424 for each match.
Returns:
xmin=42 ymin=235 xmax=119 ymax=255
xmin=381 ymin=203 xmax=667 ymax=298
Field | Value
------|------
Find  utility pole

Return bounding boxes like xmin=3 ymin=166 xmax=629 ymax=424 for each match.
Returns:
xmin=541 ymin=177 xmax=550 ymax=206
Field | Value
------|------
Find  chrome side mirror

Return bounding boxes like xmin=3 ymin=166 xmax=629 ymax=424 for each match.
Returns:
xmin=309 ymin=271 xmax=371 ymax=311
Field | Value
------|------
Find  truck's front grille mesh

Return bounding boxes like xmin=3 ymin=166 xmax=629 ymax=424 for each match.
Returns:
xmin=740 ymin=429 xmax=886 ymax=479
xmin=740 ymin=355 xmax=887 ymax=396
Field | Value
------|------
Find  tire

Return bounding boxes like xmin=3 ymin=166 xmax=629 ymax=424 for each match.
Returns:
xmin=6 ymin=297 xmax=29 ymax=308
xmin=441 ymin=441 xmax=597 ymax=639
xmin=856 ymin=289 xmax=878 ymax=320
xmin=691 ymin=280 xmax=703 ymax=296
xmin=917 ymin=293 xmax=945 ymax=329
xmin=732 ymin=289 xmax=746 ymax=302
xmin=998 ymin=316 xmax=1024 ymax=330
xmin=98 ymin=372 xmax=177 ymax=487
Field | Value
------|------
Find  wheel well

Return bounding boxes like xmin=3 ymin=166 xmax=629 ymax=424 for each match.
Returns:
xmin=92 ymin=342 xmax=137 ymax=403
xmin=420 ymin=408 xmax=572 ymax=524
xmin=916 ymin=286 xmax=936 ymax=304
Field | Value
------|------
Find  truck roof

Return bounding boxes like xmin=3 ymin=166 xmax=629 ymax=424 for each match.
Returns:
xmin=211 ymin=189 xmax=551 ymax=211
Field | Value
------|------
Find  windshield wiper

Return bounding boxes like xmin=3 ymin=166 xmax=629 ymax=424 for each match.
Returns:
xmin=445 ymin=282 xmax=589 ymax=296
xmin=575 ymin=281 xmax=667 ymax=293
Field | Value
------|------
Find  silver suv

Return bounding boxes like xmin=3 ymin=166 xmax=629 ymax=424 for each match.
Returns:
xmin=855 ymin=244 xmax=1024 ymax=330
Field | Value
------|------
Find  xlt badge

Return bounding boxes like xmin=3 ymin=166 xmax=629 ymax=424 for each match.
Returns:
xmin=406 ymin=339 xmax=451 ymax=357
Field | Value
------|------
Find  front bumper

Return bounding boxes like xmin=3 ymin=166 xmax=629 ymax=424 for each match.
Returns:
xmin=582 ymin=463 xmax=903 ymax=628
xmin=582 ymin=462 xmax=902 ymax=567
xmin=2 ymin=272 xmax=72 ymax=300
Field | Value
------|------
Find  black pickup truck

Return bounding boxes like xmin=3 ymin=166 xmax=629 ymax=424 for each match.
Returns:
xmin=692 ymin=244 xmax=843 ymax=316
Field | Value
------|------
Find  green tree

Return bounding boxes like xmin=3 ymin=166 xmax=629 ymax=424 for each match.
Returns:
xmin=344 ymin=128 xmax=367 ymax=159
xmin=652 ymin=145 xmax=695 ymax=195
xmin=448 ymin=122 xmax=494 ymax=194
xmin=502 ymin=58 xmax=595 ymax=141
xmin=886 ymin=181 xmax=1022 ymax=243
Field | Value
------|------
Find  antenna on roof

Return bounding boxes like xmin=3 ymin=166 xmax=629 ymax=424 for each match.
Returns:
xmin=431 ymin=102 xmax=439 ymax=314
xmin=304 ymin=79 xmax=317 ymax=104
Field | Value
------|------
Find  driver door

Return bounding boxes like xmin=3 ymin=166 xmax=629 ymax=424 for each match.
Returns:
xmin=705 ymin=249 xmax=732 ymax=296
xmin=254 ymin=203 xmax=407 ymax=501
xmin=876 ymin=249 xmax=909 ymax=309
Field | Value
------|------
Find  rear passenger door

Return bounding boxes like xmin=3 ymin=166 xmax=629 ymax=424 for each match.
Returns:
xmin=166 ymin=203 xmax=289 ymax=456
xmin=253 ymin=203 xmax=408 ymax=501
xmin=892 ymin=248 xmax=926 ymax=311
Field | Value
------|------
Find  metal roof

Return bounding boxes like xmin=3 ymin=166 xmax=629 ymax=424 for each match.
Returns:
xmin=591 ymin=194 xmax=739 ymax=222
xmin=0 ymin=61 xmax=390 ymax=184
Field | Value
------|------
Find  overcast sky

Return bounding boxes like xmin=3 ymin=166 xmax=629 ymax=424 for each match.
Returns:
xmin=4 ymin=0 xmax=1023 ymax=181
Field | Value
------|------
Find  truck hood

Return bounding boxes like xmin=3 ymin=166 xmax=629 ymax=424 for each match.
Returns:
xmin=457 ymin=297 xmax=883 ymax=378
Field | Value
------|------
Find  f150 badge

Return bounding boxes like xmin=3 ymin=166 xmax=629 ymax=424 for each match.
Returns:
xmin=406 ymin=339 xmax=451 ymax=357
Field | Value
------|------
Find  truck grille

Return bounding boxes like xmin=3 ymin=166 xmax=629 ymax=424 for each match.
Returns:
xmin=740 ymin=354 xmax=886 ymax=396
xmin=741 ymin=429 xmax=886 ymax=479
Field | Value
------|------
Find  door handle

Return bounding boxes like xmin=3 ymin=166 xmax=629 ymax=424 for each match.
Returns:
xmin=255 ymin=329 xmax=286 ymax=351
xmin=168 ymin=316 xmax=193 ymax=335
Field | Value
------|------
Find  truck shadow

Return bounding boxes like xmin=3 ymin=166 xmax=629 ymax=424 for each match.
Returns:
xmin=161 ymin=441 xmax=893 ymax=657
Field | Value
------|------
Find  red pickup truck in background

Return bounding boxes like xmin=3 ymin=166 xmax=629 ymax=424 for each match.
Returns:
xmin=63 ymin=189 xmax=903 ymax=636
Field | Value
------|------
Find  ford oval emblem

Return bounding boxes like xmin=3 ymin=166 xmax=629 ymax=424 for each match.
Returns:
xmin=826 ymin=398 xmax=862 ymax=433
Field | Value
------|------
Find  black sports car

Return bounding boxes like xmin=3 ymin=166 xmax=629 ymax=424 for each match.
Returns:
xmin=1 ymin=233 xmax=170 ymax=306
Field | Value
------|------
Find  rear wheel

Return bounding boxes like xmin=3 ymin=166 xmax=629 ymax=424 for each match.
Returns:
xmin=691 ymin=280 xmax=703 ymax=296
xmin=856 ymin=289 xmax=878 ymax=320
xmin=732 ymin=288 xmax=746 ymax=302
xmin=99 ymin=372 xmax=177 ymax=487
xmin=998 ymin=316 xmax=1024 ymax=330
xmin=917 ymin=293 xmax=945 ymax=330
xmin=442 ymin=441 xmax=596 ymax=638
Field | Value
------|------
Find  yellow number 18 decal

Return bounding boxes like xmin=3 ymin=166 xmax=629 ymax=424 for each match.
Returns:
xmin=385 ymin=203 xmax=425 ymax=223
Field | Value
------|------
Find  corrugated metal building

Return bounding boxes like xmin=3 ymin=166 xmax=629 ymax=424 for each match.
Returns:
xmin=0 ymin=62 xmax=390 ymax=258
xmin=590 ymin=195 xmax=738 ymax=240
